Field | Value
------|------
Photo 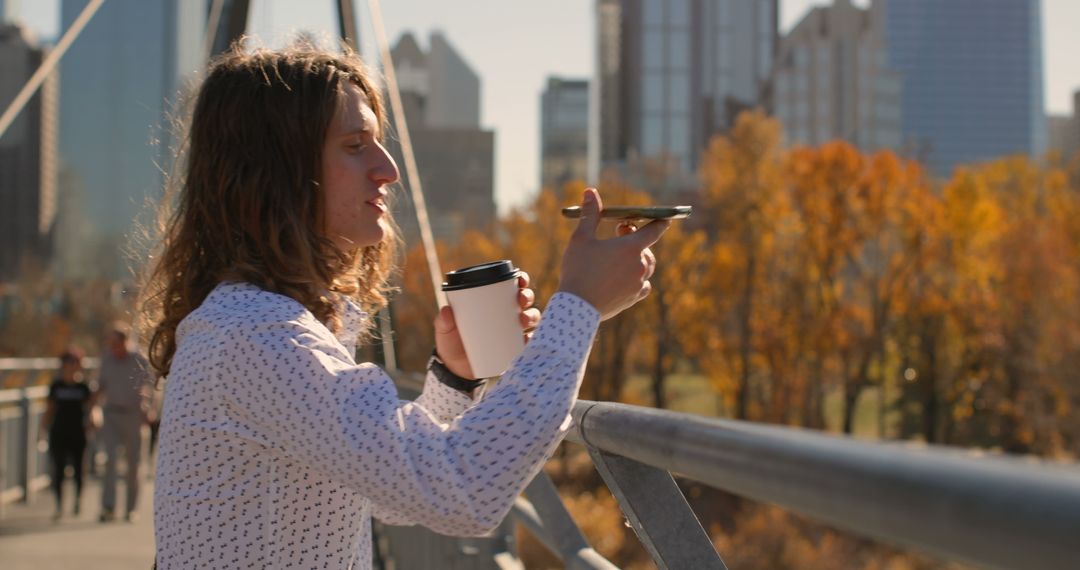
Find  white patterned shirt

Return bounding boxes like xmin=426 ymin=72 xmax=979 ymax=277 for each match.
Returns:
xmin=153 ymin=281 xmax=599 ymax=569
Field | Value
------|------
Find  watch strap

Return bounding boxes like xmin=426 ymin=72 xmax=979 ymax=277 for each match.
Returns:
xmin=427 ymin=349 xmax=485 ymax=393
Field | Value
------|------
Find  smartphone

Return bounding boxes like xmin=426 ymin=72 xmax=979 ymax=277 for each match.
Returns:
xmin=561 ymin=205 xmax=692 ymax=220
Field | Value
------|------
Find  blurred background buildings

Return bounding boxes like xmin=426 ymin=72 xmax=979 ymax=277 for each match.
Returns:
xmin=592 ymin=0 xmax=778 ymax=199
xmin=772 ymin=0 xmax=901 ymax=152
xmin=54 ymin=0 xmax=205 ymax=279
xmin=1047 ymin=90 xmax=1079 ymax=160
xmin=879 ymin=0 xmax=1046 ymax=176
xmin=540 ymin=76 xmax=589 ymax=192
xmin=0 ymin=0 xmax=1074 ymax=284
xmin=0 ymin=23 xmax=56 ymax=281
xmin=389 ymin=31 xmax=495 ymax=245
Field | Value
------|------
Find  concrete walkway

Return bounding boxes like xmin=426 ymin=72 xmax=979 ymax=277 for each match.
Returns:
xmin=0 ymin=476 xmax=155 ymax=569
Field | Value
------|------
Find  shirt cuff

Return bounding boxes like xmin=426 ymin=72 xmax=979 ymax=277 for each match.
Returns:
xmin=414 ymin=370 xmax=478 ymax=424
xmin=533 ymin=291 xmax=602 ymax=364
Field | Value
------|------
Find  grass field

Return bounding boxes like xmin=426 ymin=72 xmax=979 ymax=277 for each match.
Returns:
xmin=620 ymin=372 xmax=903 ymax=439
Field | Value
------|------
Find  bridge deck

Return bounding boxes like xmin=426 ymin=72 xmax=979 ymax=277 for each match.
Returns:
xmin=1 ymin=476 xmax=155 ymax=569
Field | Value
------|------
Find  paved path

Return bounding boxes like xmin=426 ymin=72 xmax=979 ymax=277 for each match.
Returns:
xmin=0 ymin=476 xmax=155 ymax=569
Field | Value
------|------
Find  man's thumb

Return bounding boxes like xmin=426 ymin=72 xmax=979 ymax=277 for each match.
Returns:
xmin=573 ymin=188 xmax=602 ymax=239
xmin=434 ymin=305 xmax=457 ymax=334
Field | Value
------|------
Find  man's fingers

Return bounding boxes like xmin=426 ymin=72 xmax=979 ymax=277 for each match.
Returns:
xmin=626 ymin=218 xmax=672 ymax=249
xmin=434 ymin=305 xmax=457 ymax=334
xmin=518 ymin=287 xmax=536 ymax=309
xmin=520 ymin=307 xmax=542 ymax=330
xmin=637 ymin=280 xmax=652 ymax=301
xmin=572 ymin=188 xmax=603 ymax=241
xmin=517 ymin=271 xmax=531 ymax=289
xmin=643 ymin=248 xmax=656 ymax=280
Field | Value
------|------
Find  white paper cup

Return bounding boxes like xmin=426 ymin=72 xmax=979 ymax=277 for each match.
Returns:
xmin=442 ymin=260 xmax=524 ymax=378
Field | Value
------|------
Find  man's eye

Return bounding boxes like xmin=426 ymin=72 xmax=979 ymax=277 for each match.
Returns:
xmin=347 ymin=143 xmax=367 ymax=153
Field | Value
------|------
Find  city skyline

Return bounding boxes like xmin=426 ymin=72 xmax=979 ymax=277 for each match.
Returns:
xmin=9 ymin=0 xmax=1080 ymax=214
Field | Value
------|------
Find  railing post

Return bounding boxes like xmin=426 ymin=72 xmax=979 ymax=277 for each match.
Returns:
xmin=17 ymin=388 xmax=30 ymax=503
xmin=586 ymin=446 xmax=727 ymax=570
xmin=520 ymin=473 xmax=619 ymax=570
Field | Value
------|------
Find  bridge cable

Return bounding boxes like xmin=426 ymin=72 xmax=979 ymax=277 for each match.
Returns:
xmin=0 ymin=0 xmax=106 ymax=141
xmin=202 ymin=0 xmax=226 ymax=65
xmin=366 ymin=0 xmax=448 ymax=309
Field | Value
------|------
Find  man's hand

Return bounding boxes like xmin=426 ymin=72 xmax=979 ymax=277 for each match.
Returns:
xmin=433 ymin=272 xmax=541 ymax=379
xmin=557 ymin=188 xmax=670 ymax=320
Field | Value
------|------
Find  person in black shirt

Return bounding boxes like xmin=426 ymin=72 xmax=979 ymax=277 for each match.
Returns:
xmin=40 ymin=347 xmax=95 ymax=520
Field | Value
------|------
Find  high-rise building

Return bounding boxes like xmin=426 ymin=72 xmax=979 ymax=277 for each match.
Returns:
xmin=773 ymin=0 xmax=901 ymax=151
xmin=0 ymin=0 xmax=18 ymax=24
xmin=592 ymin=0 xmax=778 ymax=196
xmin=880 ymin=0 xmax=1045 ymax=176
xmin=540 ymin=77 xmax=589 ymax=191
xmin=56 ymin=0 xmax=205 ymax=278
xmin=390 ymin=31 xmax=495 ymax=244
xmin=0 ymin=24 xmax=57 ymax=280
xmin=1047 ymin=90 xmax=1080 ymax=161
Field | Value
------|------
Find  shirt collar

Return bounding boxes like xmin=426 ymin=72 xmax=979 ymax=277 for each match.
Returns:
xmin=331 ymin=293 xmax=369 ymax=349
xmin=214 ymin=281 xmax=369 ymax=349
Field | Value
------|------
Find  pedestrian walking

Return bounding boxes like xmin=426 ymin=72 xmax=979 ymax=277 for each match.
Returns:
xmin=40 ymin=347 xmax=94 ymax=520
xmin=96 ymin=322 xmax=151 ymax=522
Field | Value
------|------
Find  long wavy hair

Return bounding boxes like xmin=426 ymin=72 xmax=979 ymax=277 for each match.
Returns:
xmin=138 ymin=45 xmax=400 ymax=378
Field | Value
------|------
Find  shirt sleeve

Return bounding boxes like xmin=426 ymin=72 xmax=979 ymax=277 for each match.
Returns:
xmin=219 ymin=292 xmax=599 ymax=536
xmin=412 ymin=371 xmax=478 ymax=424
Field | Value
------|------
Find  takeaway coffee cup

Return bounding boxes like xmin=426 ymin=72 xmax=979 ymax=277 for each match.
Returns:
xmin=442 ymin=260 xmax=524 ymax=378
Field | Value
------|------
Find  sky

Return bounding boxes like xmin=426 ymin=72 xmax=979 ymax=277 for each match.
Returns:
xmin=14 ymin=0 xmax=1080 ymax=214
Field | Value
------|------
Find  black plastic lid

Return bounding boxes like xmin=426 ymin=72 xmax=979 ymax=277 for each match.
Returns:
xmin=442 ymin=260 xmax=519 ymax=292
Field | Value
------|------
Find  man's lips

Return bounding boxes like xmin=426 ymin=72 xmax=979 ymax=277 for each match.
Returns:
xmin=366 ymin=198 xmax=387 ymax=213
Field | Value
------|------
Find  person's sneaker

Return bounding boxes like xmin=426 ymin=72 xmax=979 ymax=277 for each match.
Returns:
xmin=51 ymin=509 xmax=62 ymax=522
xmin=99 ymin=510 xmax=116 ymax=523
xmin=124 ymin=511 xmax=139 ymax=523
xmin=72 ymin=501 xmax=81 ymax=517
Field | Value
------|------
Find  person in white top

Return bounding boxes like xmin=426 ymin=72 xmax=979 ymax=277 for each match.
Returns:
xmin=139 ymin=45 xmax=670 ymax=569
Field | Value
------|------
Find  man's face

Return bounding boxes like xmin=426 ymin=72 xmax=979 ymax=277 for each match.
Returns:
xmin=320 ymin=83 xmax=400 ymax=251
xmin=109 ymin=332 xmax=127 ymax=356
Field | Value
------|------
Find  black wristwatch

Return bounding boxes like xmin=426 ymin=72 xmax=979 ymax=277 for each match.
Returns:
xmin=427 ymin=349 xmax=486 ymax=394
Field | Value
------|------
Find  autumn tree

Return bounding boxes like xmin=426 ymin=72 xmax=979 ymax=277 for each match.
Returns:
xmin=699 ymin=110 xmax=786 ymax=420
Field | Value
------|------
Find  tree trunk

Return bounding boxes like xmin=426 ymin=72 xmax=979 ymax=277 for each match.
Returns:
xmin=651 ymin=273 xmax=670 ymax=409
xmin=803 ymin=355 xmax=826 ymax=429
xmin=920 ymin=321 xmax=940 ymax=444
xmin=842 ymin=352 xmax=872 ymax=435
xmin=737 ymin=232 xmax=756 ymax=420
xmin=651 ymin=343 xmax=668 ymax=409
xmin=841 ymin=384 xmax=858 ymax=435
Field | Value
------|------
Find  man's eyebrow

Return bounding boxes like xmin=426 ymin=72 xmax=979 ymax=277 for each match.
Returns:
xmin=343 ymin=122 xmax=381 ymax=138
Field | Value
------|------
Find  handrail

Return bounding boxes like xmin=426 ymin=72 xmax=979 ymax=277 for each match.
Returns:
xmin=0 ymin=357 xmax=102 ymax=373
xmin=0 ymin=385 xmax=47 ymax=405
xmin=0 ymin=359 xmax=102 ymax=506
xmin=388 ymin=371 xmax=617 ymax=569
xmin=10 ymin=360 xmax=1076 ymax=569
xmin=569 ymin=400 xmax=1080 ymax=570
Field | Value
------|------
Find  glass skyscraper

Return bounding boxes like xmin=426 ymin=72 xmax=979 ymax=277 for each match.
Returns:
xmin=541 ymin=77 xmax=589 ymax=191
xmin=57 ymin=0 xmax=204 ymax=278
xmin=881 ymin=0 xmax=1045 ymax=176
xmin=593 ymin=0 xmax=777 ymax=195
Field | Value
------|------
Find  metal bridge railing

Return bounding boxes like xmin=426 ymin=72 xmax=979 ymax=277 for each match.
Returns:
xmin=0 ymin=358 xmax=97 ymax=509
xmin=4 ymin=360 xmax=1078 ymax=569
xmin=567 ymin=401 xmax=1080 ymax=570
xmin=392 ymin=372 xmax=1080 ymax=570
